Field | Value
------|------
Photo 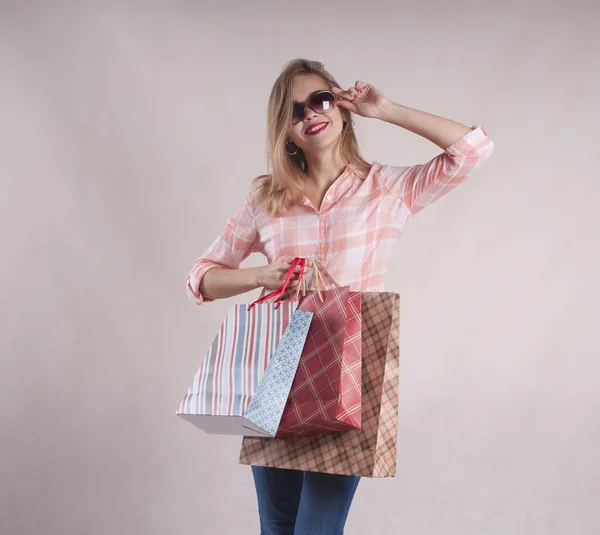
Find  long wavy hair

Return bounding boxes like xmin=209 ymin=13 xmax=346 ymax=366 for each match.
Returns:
xmin=252 ymin=59 xmax=370 ymax=217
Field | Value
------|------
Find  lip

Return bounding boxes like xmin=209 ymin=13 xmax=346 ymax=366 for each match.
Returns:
xmin=304 ymin=122 xmax=329 ymax=136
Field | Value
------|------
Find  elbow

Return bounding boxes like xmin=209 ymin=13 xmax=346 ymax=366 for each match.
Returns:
xmin=446 ymin=124 xmax=495 ymax=163
xmin=186 ymin=276 xmax=213 ymax=306
xmin=186 ymin=263 xmax=219 ymax=306
xmin=449 ymin=136 xmax=495 ymax=178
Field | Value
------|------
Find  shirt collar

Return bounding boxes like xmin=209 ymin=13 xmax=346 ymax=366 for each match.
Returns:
xmin=299 ymin=165 xmax=354 ymax=208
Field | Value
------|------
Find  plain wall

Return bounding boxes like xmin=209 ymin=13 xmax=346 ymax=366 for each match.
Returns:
xmin=1 ymin=1 xmax=599 ymax=534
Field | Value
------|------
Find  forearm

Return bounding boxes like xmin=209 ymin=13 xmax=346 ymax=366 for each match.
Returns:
xmin=200 ymin=266 xmax=264 ymax=300
xmin=378 ymin=100 xmax=473 ymax=150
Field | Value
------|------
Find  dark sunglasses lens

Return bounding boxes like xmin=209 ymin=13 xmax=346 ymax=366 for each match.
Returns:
xmin=292 ymin=102 xmax=305 ymax=124
xmin=310 ymin=92 xmax=336 ymax=113
xmin=291 ymin=92 xmax=335 ymax=124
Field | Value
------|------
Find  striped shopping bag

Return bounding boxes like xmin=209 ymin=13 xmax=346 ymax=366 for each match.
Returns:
xmin=177 ymin=258 xmax=312 ymax=436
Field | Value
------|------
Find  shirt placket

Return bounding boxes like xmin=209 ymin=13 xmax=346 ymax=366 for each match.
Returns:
xmin=316 ymin=191 xmax=333 ymax=262
xmin=316 ymin=211 xmax=325 ymax=260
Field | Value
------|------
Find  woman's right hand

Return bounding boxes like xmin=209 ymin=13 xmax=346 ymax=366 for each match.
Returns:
xmin=256 ymin=255 xmax=304 ymax=292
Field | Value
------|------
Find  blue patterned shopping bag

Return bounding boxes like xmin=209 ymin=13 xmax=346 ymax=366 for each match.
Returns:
xmin=242 ymin=309 xmax=313 ymax=437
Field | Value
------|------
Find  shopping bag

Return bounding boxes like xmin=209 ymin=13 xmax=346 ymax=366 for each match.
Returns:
xmin=176 ymin=258 xmax=312 ymax=436
xmin=243 ymin=259 xmax=363 ymax=437
xmin=242 ymin=309 xmax=313 ymax=436
xmin=239 ymin=292 xmax=400 ymax=477
xmin=275 ymin=262 xmax=362 ymax=436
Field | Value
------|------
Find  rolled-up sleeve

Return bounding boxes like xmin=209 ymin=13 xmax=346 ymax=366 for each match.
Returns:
xmin=185 ymin=194 xmax=260 ymax=305
xmin=380 ymin=124 xmax=495 ymax=215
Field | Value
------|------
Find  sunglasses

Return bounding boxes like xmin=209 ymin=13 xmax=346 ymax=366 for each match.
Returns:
xmin=291 ymin=90 xmax=337 ymax=125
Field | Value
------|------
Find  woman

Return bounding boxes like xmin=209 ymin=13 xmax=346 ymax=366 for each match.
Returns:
xmin=186 ymin=59 xmax=494 ymax=535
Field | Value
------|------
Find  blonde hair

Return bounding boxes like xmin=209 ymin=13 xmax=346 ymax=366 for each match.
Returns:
xmin=252 ymin=59 xmax=370 ymax=217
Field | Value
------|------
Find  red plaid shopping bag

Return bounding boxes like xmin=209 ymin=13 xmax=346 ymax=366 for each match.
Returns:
xmin=247 ymin=259 xmax=362 ymax=437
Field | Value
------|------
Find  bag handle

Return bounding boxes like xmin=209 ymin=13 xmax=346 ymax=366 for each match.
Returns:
xmin=286 ymin=258 xmax=340 ymax=304
xmin=311 ymin=259 xmax=341 ymax=294
xmin=273 ymin=257 xmax=307 ymax=308
xmin=248 ymin=257 xmax=307 ymax=311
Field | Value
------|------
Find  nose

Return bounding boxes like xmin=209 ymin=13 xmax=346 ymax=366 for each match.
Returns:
xmin=302 ymin=107 xmax=318 ymax=122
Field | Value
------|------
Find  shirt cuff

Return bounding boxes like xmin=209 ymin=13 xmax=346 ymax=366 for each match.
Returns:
xmin=185 ymin=265 xmax=217 ymax=305
xmin=445 ymin=124 xmax=490 ymax=158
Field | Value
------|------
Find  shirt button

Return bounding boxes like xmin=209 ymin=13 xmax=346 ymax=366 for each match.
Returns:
xmin=326 ymin=195 xmax=332 ymax=201
xmin=317 ymin=239 xmax=323 ymax=244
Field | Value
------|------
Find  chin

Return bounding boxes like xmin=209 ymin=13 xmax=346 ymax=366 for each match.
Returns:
xmin=305 ymin=132 xmax=342 ymax=151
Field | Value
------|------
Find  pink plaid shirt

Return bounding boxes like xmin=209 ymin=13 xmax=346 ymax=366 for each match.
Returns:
xmin=187 ymin=124 xmax=494 ymax=305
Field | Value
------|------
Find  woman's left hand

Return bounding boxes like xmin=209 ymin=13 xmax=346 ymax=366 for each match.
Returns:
xmin=331 ymin=81 xmax=390 ymax=119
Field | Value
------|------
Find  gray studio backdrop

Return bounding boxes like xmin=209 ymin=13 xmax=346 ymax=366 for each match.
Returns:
xmin=1 ymin=1 xmax=599 ymax=534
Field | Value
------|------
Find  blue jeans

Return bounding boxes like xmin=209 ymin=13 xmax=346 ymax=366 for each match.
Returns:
xmin=251 ymin=466 xmax=360 ymax=535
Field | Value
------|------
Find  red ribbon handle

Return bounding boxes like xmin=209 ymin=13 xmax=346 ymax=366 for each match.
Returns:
xmin=248 ymin=257 xmax=306 ymax=311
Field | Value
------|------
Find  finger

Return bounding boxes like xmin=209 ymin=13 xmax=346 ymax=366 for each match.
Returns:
xmin=332 ymin=86 xmax=354 ymax=101
xmin=336 ymin=99 xmax=357 ymax=113
xmin=279 ymin=255 xmax=296 ymax=265
xmin=279 ymin=263 xmax=301 ymax=279
xmin=348 ymin=87 xmax=358 ymax=98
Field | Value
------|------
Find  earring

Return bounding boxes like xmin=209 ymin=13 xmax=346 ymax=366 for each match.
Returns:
xmin=285 ymin=141 xmax=299 ymax=156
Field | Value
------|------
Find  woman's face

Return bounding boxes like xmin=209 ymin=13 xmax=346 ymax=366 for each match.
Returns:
xmin=287 ymin=74 xmax=344 ymax=156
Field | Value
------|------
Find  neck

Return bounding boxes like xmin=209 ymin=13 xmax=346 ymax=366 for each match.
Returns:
xmin=304 ymin=146 xmax=347 ymax=192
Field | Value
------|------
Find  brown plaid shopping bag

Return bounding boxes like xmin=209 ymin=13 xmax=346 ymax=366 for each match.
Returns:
xmin=239 ymin=292 xmax=400 ymax=478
